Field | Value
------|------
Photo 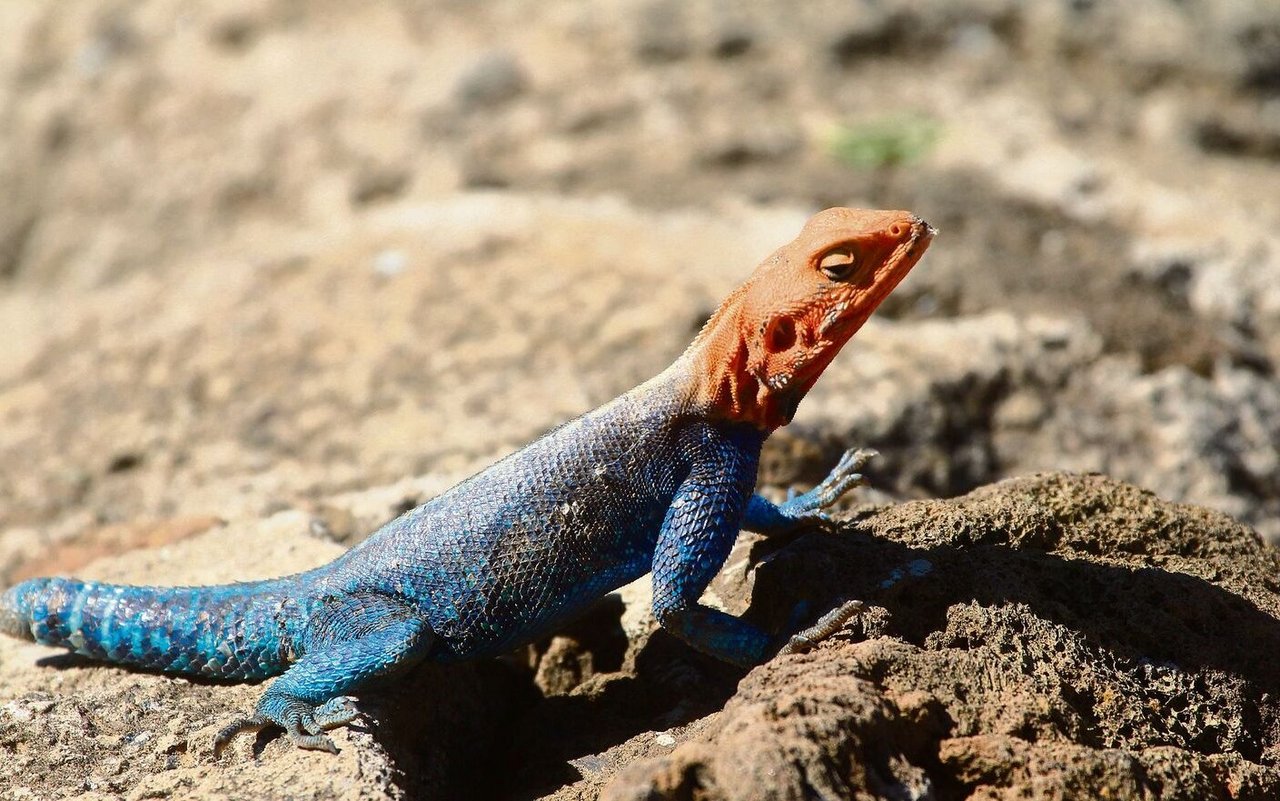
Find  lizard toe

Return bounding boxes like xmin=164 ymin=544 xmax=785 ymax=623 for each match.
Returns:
xmin=286 ymin=728 xmax=340 ymax=753
xmin=313 ymin=696 xmax=360 ymax=729
xmin=777 ymin=599 xmax=865 ymax=656
xmin=811 ymin=448 xmax=877 ymax=508
xmin=299 ymin=712 xmax=323 ymax=736
xmin=773 ymin=448 xmax=876 ymax=521
xmin=212 ymin=714 xmax=269 ymax=758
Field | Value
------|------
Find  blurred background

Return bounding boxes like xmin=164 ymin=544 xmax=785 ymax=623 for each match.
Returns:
xmin=2 ymin=0 xmax=1280 ymax=588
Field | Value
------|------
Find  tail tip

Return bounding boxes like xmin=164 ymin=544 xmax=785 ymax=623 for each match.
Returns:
xmin=0 ymin=578 xmax=55 ymax=641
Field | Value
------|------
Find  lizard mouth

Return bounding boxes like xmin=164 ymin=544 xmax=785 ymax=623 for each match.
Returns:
xmin=815 ymin=218 xmax=933 ymax=337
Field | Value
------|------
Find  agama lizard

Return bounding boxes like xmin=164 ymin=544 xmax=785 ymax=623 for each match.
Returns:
xmin=0 ymin=208 xmax=934 ymax=754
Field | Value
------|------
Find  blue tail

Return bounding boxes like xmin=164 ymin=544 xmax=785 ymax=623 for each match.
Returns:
xmin=1 ymin=576 xmax=304 ymax=680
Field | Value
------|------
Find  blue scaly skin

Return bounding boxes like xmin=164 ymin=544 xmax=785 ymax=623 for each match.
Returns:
xmin=0 ymin=208 xmax=934 ymax=754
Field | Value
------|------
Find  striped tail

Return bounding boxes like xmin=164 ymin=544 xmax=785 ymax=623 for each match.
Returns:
xmin=0 ymin=576 xmax=306 ymax=680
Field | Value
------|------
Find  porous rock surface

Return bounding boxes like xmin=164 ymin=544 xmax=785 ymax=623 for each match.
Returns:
xmin=597 ymin=473 xmax=1280 ymax=801
xmin=3 ymin=473 xmax=1279 ymax=800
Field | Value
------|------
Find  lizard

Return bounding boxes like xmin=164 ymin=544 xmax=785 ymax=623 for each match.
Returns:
xmin=0 ymin=207 xmax=934 ymax=754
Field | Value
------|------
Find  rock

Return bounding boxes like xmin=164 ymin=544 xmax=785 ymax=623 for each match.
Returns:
xmin=828 ymin=7 xmax=915 ymax=65
xmin=4 ymin=515 xmax=222 ymax=584
xmin=349 ymin=164 xmax=411 ymax=206
xmin=1195 ymin=104 xmax=1280 ymax=161
xmin=453 ymin=51 xmax=529 ymax=109
xmin=1238 ymin=16 xmax=1280 ymax=92
xmin=588 ymin=473 xmax=1280 ymax=800
xmin=788 ymin=312 xmax=1280 ymax=543
xmin=709 ymin=22 xmax=754 ymax=59
xmin=632 ymin=0 xmax=691 ymax=62
xmin=695 ymin=121 xmax=802 ymax=168
xmin=4 ymin=460 xmax=1279 ymax=798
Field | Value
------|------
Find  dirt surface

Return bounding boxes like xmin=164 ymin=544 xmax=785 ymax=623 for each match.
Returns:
xmin=3 ymin=1 xmax=1280 ymax=799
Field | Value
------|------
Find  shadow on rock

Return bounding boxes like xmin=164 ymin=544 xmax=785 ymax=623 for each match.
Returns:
xmin=604 ymin=473 xmax=1280 ymax=801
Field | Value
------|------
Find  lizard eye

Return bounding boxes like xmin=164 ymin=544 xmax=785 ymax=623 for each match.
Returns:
xmin=818 ymin=248 xmax=858 ymax=281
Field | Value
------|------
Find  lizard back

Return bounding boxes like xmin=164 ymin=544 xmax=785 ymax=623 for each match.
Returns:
xmin=325 ymin=369 xmax=763 ymax=660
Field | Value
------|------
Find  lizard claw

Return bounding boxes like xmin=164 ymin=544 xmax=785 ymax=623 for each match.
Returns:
xmin=288 ymin=728 xmax=341 ymax=754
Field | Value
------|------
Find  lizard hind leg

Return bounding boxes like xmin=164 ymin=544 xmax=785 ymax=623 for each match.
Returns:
xmin=213 ymin=596 xmax=433 ymax=756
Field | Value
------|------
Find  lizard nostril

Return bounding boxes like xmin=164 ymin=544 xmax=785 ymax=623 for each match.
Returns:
xmin=889 ymin=223 xmax=906 ymax=237
xmin=766 ymin=317 xmax=797 ymax=352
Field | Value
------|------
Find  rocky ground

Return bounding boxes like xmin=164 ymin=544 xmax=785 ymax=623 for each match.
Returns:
xmin=2 ymin=1 xmax=1280 ymax=799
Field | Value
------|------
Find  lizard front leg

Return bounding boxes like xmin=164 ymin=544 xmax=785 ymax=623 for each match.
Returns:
xmin=742 ymin=447 xmax=876 ymax=535
xmin=651 ymin=437 xmax=867 ymax=667
xmin=214 ymin=594 xmax=433 ymax=755
xmin=651 ymin=467 xmax=773 ymax=667
xmin=650 ymin=473 xmax=864 ymax=667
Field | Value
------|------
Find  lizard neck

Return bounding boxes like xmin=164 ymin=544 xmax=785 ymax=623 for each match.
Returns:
xmin=667 ymin=289 xmax=796 ymax=432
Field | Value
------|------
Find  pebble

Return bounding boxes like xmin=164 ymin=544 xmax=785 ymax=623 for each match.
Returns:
xmin=454 ymin=51 xmax=529 ymax=109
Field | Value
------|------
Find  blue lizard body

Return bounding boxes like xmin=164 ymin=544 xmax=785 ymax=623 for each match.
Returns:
xmin=0 ymin=208 xmax=934 ymax=752
xmin=324 ymin=373 xmax=766 ymax=663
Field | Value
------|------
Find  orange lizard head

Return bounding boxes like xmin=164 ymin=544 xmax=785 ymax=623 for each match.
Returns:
xmin=685 ymin=207 xmax=934 ymax=430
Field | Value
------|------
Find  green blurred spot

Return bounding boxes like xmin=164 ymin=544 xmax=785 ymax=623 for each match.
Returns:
xmin=827 ymin=115 xmax=941 ymax=169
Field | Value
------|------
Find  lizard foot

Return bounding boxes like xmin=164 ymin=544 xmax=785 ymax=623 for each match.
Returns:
xmin=213 ymin=695 xmax=359 ymax=756
xmin=745 ymin=448 xmax=878 ymax=538
xmin=781 ymin=448 xmax=877 ymax=517
xmin=777 ymin=599 xmax=865 ymax=656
